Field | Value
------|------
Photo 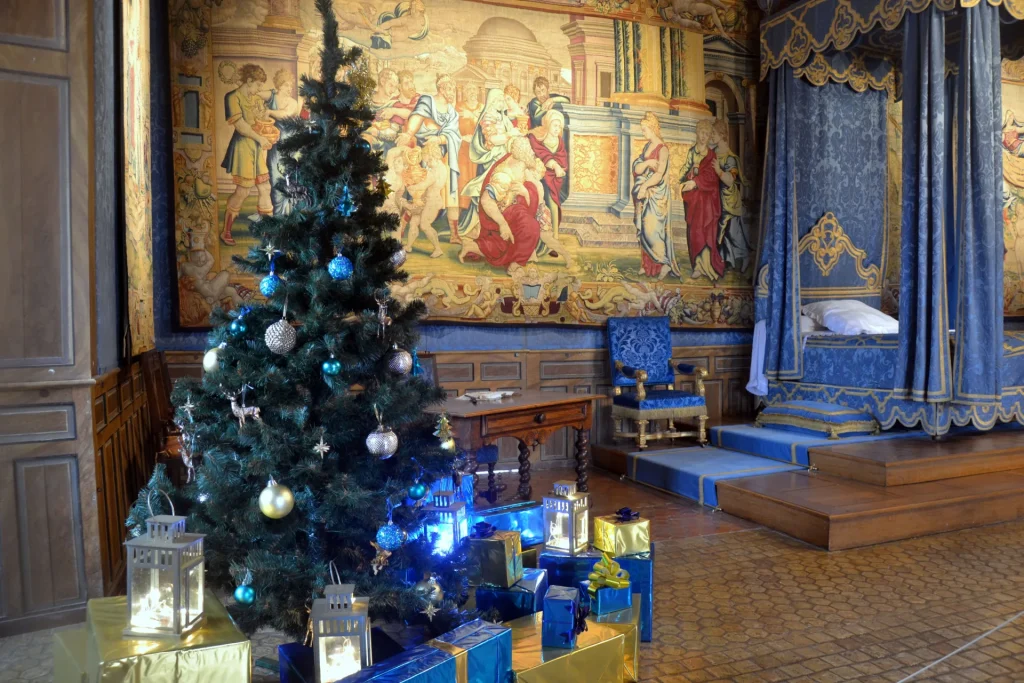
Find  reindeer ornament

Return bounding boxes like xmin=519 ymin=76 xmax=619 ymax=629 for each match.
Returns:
xmin=225 ymin=385 xmax=262 ymax=427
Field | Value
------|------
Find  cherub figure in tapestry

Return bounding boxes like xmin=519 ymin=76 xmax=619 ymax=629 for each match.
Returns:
xmin=658 ymin=0 xmax=728 ymax=35
xmin=680 ymin=119 xmax=725 ymax=281
xmin=407 ymin=74 xmax=462 ymax=240
xmin=633 ymin=112 xmax=680 ymax=280
xmin=220 ymin=63 xmax=277 ymax=246
xmin=711 ymin=119 xmax=752 ymax=275
xmin=266 ymin=69 xmax=302 ymax=216
xmin=370 ymin=0 xmax=430 ymax=49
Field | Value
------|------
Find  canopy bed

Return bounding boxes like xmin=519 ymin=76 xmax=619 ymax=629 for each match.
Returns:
xmin=749 ymin=0 xmax=1024 ymax=435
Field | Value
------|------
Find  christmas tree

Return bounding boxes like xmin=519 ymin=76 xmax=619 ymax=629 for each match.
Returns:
xmin=129 ymin=0 xmax=470 ymax=638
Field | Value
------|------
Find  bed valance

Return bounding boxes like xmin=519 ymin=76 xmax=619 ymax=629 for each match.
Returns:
xmin=793 ymin=51 xmax=901 ymax=98
xmin=760 ymin=0 xmax=1024 ymax=78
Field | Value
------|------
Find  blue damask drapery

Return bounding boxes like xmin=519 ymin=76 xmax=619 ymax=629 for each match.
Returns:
xmin=755 ymin=65 xmax=803 ymax=384
xmin=894 ymin=4 xmax=953 ymax=403
xmin=953 ymin=2 xmax=1004 ymax=403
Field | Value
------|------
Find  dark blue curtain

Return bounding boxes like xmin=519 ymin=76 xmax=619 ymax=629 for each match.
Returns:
xmin=945 ymin=73 xmax=958 ymax=329
xmin=953 ymin=2 xmax=1004 ymax=404
xmin=895 ymin=5 xmax=953 ymax=403
xmin=756 ymin=65 xmax=802 ymax=381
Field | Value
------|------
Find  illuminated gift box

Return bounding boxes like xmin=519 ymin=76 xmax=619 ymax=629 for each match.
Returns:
xmin=593 ymin=508 xmax=650 ymax=557
xmin=52 ymin=627 xmax=88 ymax=683
xmin=469 ymin=523 xmax=523 ymax=588
xmin=541 ymin=586 xmax=584 ymax=649
xmin=85 ymin=590 xmax=250 ymax=682
xmin=472 ymin=500 xmax=544 ymax=548
xmin=504 ymin=612 xmax=625 ymax=683
xmin=590 ymin=594 xmax=642 ymax=682
xmin=424 ymin=490 xmax=469 ymax=555
xmin=341 ymin=618 xmax=511 ymax=683
xmin=542 ymin=481 xmax=589 ymax=555
xmin=123 ymin=512 xmax=205 ymax=639
xmin=312 ymin=584 xmax=371 ymax=682
xmin=476 ymin=567 xmax=548 ymax=621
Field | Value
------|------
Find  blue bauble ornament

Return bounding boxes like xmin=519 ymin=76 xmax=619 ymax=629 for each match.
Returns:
xmin=328 ymin=254 xmax=353 ymax=280
xmin=376 ymin=521 xmax=406 ymax=552
xmin=233 ymin=585 xmax=256 ymax=605
xmin=260 ymin=273 xmax=281 ymax=297
xmin=355 ymin=139 xmax=371 ymax=153
xmin=228 ymin=319 xmax=248 ymax=336
xmin=408 ymin=482 xmax=428 ymax=500
xmin=322 ymin=358 xmax=342 ymax=376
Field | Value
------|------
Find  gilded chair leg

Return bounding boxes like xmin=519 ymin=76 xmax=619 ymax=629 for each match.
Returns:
xmin=667 ymin=418 xmax=675 ymax=433
xmin=637 ymin=420 xmax=649 ymax=450
xmin=698 ymin=414 xmax=708 ymax=447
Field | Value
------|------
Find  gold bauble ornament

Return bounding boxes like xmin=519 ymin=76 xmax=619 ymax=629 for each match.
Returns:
xmin=202 ymin=346 xmax=223 ymax=373
xmin=258 ymin=478 xmax=294 ymax=518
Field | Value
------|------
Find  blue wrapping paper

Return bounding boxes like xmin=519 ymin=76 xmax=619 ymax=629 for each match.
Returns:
xmin=431 ymin=619 xmax=512 ymax=683
xmin=580 ymin=580 xmax=633 ymax=616
xmin=339 ymin=644 xmax=454 ymax=683
xmin=615 ymin=544 xmax=655 ymax=643
xmin=541 ymin=586 xmax=581 ymax=649
xmin=538 ymin=550 xmax=604 ymax=588
xmin=278 ymin=643 xmax=313 ymax=683
xmin=471 ymin=501 xmax=544 ymax=547
xmin=476 ymin=568 xmax=549 ymax=621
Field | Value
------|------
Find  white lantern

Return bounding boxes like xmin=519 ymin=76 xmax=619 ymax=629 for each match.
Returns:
xmin=124 ymin=493 xmax=205 ymax=638
xmin=312 ymin=584 xmax=371 ymax=682
xmin=424 ymin=490 xmax=468 ymax=555
xmin=543 ymin=480 xmax=590 ymax=555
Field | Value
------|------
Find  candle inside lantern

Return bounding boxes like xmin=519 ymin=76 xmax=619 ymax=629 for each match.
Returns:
xmin=547 ymin=512 xmax=570 ymax=551
xmin=319 ymin=635 xmax=361 ymax=680
xmin=131 ymin=584 xmax=174 ymax=631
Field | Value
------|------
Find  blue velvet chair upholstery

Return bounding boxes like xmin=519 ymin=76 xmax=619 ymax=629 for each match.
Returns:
xmin=607 ymin=316 xmax=708 ymax=449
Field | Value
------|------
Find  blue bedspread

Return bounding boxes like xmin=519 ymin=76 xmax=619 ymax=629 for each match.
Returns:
xmin=801 ymin=334 xmax=898 ymax=389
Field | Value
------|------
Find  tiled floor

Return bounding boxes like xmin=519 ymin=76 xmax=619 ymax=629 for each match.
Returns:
xmin=9 ymin=468 xmax=1024 ymax=682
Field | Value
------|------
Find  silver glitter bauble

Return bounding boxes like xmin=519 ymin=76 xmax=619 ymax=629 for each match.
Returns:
xmin=390 ymin=249 xmax=407 ymax=268
xmin=265 ymin=319 xmax=296 ymax=355
xmin=366 ymin=425 xmax=398 ymax=458
xmin=413 ymin=576 xmax=444 ymax=605
xmin=387 ymin=345 xmax=413 ymax=375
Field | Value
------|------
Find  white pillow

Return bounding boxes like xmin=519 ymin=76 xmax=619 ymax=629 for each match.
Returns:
xmin=801 ymin=300 xmax=899 ymax=335
xmin=800 ymin=315 xmax=828 ymax=335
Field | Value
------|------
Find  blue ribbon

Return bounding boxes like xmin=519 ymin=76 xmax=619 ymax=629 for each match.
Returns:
xmin=470 ymin=522 xmax=496 ymax=539
xmin=561 ymin=603 xmax=589 ymax=644
xmin=616 ymin=507 xmax=640 ymax=522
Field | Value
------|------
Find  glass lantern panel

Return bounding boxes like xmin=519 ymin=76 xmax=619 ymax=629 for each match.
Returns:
xmin=430 ymin=520 xmax=455 ymax=555
xmin=576 ymin=509 xmax=589 ymax=547
xmin=544 ymin=508 xmax=570 ymax=551
xmin=319 ymin=634 xmax=362 ymax=681
xmin=130 ymin=565 xmax=175 ymax=633
xmin=182 ymin=562 xmax=204 ymax=626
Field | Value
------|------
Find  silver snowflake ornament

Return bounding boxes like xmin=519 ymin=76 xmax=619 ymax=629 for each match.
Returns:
xmin=313 ymin=435 xmax=330 ymax=459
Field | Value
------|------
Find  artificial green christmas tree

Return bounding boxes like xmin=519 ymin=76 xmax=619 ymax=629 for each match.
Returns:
xmin=129 ymin=0 xmax=469 ymax=639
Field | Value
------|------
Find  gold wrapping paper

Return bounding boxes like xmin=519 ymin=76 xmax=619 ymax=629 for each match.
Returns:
xmin=591 ymin=594 xmax=641 ymax=682
xmin=503 ymin=612 xmax=625 ymax=683
xmin=53 ymin=627 xmax=89 ymax=683
xmin=428 ymin=639 xmax=468 ymax=683
xmin=86 ymin=590 xmax=251 ymax=683
xmin=470 ymin=530 xmax=523 ymax=588
xmin=593 ymin=515 xmax=651 ymax=556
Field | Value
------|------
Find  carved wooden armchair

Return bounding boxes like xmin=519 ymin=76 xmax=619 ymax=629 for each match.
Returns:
xmin=606 ymin=316 xmax=708 ymax=450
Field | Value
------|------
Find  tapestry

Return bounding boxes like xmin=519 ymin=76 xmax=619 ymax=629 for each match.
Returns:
xmin=166 ymin=0 xmax=759 ymax=329
xmin=1002 ymin=58 xmax=1024 ymax=316
xmin=124 ymin=0 xmax=155 ymax=354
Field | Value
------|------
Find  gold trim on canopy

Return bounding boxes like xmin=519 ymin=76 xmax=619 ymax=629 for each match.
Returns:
xmin=793 ymin=52 xmax=901 ymax=97
xmin=798 ymin=212 xmax=882 ymax=286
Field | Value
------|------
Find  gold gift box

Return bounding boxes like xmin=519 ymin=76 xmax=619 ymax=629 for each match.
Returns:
xmin=593 ymin=515 xmax=650 ymax=557
xmin=86 ymin=590 xmax=251 ymax=683
xmin=470 ymin=529 xmax=523 ymax=588
xmin=53 ymin=627 xmax=88 ymax=683
xmin=503 ymin=612 xmax=625 ymax=683
xmin=591 ymin=594 xmax=641 ymax=682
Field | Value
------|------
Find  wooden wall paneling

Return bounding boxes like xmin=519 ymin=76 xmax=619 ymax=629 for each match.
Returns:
xmin=0 ymin=0 xmax=67 ymax=50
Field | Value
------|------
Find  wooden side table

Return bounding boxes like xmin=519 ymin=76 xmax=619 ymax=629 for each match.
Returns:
xmin=429 ymin=391 xmax=604 ymax=500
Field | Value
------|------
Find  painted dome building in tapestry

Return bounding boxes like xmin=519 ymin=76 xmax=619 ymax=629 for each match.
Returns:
xmin=454 ymin=17 xmax=570 ymax=97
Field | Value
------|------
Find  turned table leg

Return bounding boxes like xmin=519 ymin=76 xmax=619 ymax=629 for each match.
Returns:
xmin=517 ymin=440 xmax=533 ymax=500
xmin=465 ymin=448 xmax=479 ymax=500
xmin=574 ymin=427 xmax=590 ymax=493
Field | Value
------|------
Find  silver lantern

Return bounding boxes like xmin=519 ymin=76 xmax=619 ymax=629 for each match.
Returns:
xmin=543 ymin=480 xmax=589 ymax=555
xmin=312 ymin=584 xmax=371 ymax=682
xmin=124 ymin=493 xmax=205 ymax=638
xmin=424 ymin=490 xmax=468 ymax=555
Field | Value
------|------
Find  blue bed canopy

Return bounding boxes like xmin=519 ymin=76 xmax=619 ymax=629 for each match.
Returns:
xmin=753 ymin=0 xmax=1024 ymax=434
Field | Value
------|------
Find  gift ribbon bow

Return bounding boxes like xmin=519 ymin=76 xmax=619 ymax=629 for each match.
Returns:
xmin=616 ymin=507 xmax=640 ymax=522
xmin=562 ymin=603 xmax=590 ymax=644
xmin=470 ymin=521 xmax=496 ymax=539
xmin=587 ymin=552 xmax=631 ymax=593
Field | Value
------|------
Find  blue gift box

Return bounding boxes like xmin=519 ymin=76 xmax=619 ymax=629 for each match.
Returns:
xmin=471 ymin=501 xmax=544 ymax=548
xmin=580 ymin=580 xmax=633 ymax=616
xmin=476 ymin=567 xmax=548 ymax=621
xmin=278 ymin=642 xmax=313 ymax=683
xmin=541 ymin=585 xmax=582 ymax=649
xmin=538 ymin=549 xmax=604 ymax=588
xmin=341 ymin=619 xmax=511 ymax=683
xmin=616 ymin=544 xmax=655 ymax=643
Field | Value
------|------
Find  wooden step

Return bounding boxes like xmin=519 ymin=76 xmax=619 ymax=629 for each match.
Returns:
xmin=716 ymin=469 xmax=1024 ymax=550
xmin=809 ymin=430 xmax=1024 ymax=486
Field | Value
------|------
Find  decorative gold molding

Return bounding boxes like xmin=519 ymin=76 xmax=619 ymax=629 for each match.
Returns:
xmin=798 ymin=212 xmax=881 ymax=288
